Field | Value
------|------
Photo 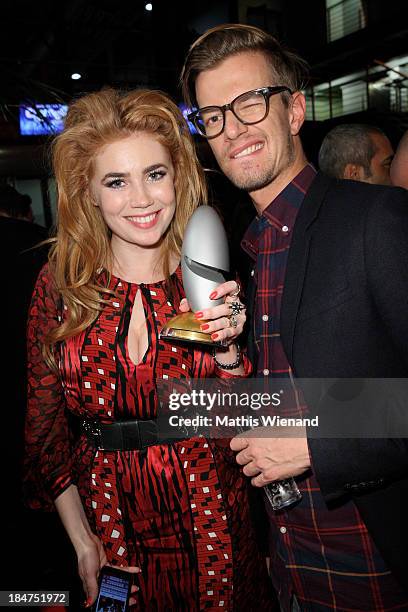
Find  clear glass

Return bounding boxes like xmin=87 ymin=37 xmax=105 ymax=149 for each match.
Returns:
xmin=236 ymin=425 xmax=302 ymax=511
xmin=263 ymin=477 xmax=302 ymax=511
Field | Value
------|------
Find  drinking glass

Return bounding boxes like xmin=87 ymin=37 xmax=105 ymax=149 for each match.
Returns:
xmin=236 ymin=425 xmax=302 ymax=511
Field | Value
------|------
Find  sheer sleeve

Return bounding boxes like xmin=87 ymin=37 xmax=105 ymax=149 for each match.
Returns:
xmin=24 ymin=264 xmax=72 ymax=511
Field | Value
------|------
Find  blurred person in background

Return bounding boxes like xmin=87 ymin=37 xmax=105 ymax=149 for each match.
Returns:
xmin=318 ymin=123 xmax=394 ymax=185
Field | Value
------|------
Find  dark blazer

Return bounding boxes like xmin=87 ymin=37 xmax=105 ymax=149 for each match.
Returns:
xmin=278 ymin=172 xmax=408 ymax=589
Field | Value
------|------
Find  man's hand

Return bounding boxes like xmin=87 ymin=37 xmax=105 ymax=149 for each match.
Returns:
xmin=230 ymin=427 xmax=311 ymax=486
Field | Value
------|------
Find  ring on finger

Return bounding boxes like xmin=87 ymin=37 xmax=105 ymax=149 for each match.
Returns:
xmin=229 ymin=314 xmax=238 ymax=328
xmin=230 ymin=282 xmax=241 ymax=297
xmin=229 ymin=301 xmax=245 ymax=316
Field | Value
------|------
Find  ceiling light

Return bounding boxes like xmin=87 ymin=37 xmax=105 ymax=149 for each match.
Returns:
xmin=145 ymin=3 xmax=153 ymax=10
xmin=71 ymin=73 xmax=82 ymax=80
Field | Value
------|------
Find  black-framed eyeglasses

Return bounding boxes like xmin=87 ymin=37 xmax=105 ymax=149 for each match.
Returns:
xmin=188 ymin=86 xmax=292 ymax=139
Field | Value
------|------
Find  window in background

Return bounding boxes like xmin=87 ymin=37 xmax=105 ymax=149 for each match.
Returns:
xmin=305 ymin=54 xmax=408 ymax=120
xmin=326 ymin=0 xmax=367 ymax=42
xmin=305 ymin=71 xmax=367 ymax=121
xmin=368 ymin=56 xmax=408 ymax=113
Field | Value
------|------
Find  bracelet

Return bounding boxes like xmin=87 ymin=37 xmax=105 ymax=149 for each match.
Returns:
xmin=212 ymin=344 xmax=242 ymax=370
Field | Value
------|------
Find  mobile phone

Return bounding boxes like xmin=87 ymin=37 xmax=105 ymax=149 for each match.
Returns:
xmin=93 ymin=566 xmax=132 ymax=612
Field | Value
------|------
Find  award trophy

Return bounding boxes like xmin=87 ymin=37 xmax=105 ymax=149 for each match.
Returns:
xmin=160 ymin=205 xmax=301 ymax=511
xmin=160 ymin=205 xmax=229 ymax=346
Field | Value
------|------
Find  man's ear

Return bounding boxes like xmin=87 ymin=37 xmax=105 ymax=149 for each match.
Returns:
xmin=289 ymin=92 xmax=306 ymax=136
xmin=343 ymin=163 xmax=364 ymax=181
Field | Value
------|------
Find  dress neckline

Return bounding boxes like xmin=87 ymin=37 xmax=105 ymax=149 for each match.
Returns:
xmin=108 ymin=266 xmax=180 ymax=288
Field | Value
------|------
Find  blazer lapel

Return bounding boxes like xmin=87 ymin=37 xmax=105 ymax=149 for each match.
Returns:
xmin=280 ymin=172 xmax=333 ymax=366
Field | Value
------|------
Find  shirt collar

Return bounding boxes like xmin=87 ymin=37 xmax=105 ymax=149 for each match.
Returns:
xmin=242 ymin=163 xmax=317 ymax=260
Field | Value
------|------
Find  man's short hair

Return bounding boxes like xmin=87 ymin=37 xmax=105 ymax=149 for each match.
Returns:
xmin=318 ymin=124 xmax=386 ymax=179
xmin=180 ymin=23 xmax=309 ymax=109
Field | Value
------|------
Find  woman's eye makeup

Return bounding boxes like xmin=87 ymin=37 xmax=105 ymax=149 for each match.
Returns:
xmin=105 ymin=178 xmax=125 ymax=189
xmin=147 ymin=169 xmax=166 ymax=181
xmin=101 ymin=166 xmax=168 ymax=188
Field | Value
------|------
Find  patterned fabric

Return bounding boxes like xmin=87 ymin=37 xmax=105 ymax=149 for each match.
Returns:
xmin=241 ymin=164 xmax=316 ymax=381
xmin=241 ymin=165 xmax=408 ymax=611
xmin=25 ymin=265 xmax=273 ymax=611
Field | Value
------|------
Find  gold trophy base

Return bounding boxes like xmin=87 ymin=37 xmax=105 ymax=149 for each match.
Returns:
xmin=160 ymin=312 xmax=225 ymax=347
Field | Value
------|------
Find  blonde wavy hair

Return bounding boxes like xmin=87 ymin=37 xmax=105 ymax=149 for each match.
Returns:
xmin=46 ymin=87 xmax=207 ymax=356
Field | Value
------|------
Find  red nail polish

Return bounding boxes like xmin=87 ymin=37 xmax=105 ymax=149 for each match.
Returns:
xmin=195 ymin=311 xmax=203 ymax=319
xmin=212 ymin=333 xmax=219 ymax=340
xmin=201 ymin=323 xmax=210 ymax=331
xmin=209 ymin=291 xmax=217 ymax=300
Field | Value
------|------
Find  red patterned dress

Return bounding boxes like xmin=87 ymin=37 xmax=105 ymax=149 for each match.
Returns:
xmin=25 ymin=265 xmax=273 ymax=611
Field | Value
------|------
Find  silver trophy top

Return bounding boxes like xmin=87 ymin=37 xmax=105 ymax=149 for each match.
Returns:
xmin=181 ymin=205 xmax=230 ymax=312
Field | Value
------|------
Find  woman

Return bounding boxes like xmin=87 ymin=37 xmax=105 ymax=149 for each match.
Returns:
xmin=24 ymin=89 xmax=273 ymax=610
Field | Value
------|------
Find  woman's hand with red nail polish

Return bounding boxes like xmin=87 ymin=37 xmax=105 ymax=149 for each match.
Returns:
xmin=190 ymin=280 xmax=246 ymax=346
xmin=176 ymin=280 xmax=246 ymax=349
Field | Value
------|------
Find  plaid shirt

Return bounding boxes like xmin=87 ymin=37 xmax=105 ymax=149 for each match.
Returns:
xmin=241 ymin=164 xmax=408 ymax=611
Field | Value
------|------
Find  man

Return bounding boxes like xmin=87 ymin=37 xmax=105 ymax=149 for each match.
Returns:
xmin=390 ymin=129 xmax=408 ymax=188
xmin=318 ymin=123 xmax=394 ymax=185
xmin=181 ymin=24 xmax=408 ymax=611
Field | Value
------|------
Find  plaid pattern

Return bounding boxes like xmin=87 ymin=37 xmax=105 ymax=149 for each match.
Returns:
xmin=241 ymin=165 xmax=408 ymax=611
xmin=242 ymin=166 xmax=314 ymax=380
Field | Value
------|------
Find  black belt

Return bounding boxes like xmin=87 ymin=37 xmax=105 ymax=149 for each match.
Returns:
xmin=81 ymin=418 xmax=180 ymax=451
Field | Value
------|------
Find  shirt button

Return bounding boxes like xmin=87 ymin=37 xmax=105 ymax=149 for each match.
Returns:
xmin=263 ymin=369 xmax=269 ymax=376
xmin=262 ymin=314 xmax=269 ymax=322
xmin=282 ymin=225 xmax=289 ymax=233
xmin=280 ymin=526 xmax=287 ymax=534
